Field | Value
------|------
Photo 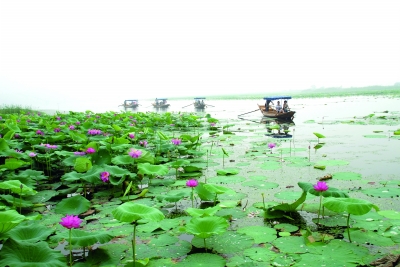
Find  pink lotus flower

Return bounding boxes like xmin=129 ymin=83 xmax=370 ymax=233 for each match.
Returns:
xmin=74 ymin=151 xmax=86 ymax=156
xmin=29 ymin=152 xmax=37 ymax=157
xmin=128 ymin=148 xmax=142 ymax=158
xmin=186 ymin=179 xmax=198 ymax=187
xmin=14 ymin=133 xmax=20 ymax=138
xmin=45 ymin=144 xmax=58 ymax=149
xmin=59 ymin=215 xmax=82 ymax=229
xmin=69 ymin=125 xmax=75 ymax=130
xmin=313 ymin=181 xmax=329 ymax=192
xmin=56 ymin=116 xmax=61 ymax=120
xmin=268 ymin=143 xmax=276 ymax=149
xmin=15 ymin=149 xmax=23 ymax=153
xmin=36 ymin=130 xmax=44 ymax=135
xmin=139 ymin=140 xmax=148 ymax=147
xmin=86 ymin=147 xmax=96 ymax=154
xmin=88 ymin=129 xmax=102 ymax=135
xmin=54 ymin=128 xmax=61 ymax=133
xmin=100 ymin=171 xmax=110 ymax=182
xmin=210 ymin=123 xmax=216 ymax=127
xmin=128 ymin=133 xmax=135 ymax=139
xmin=171 ymin=138 xmax=182 ymax=145
xmin=75 ymin=121 xmax=81 ymax=125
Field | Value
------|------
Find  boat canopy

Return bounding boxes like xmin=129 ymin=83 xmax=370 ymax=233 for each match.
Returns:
xmin=263 ymin=96 xmax=292 ymax=101
xmin=124 ymin=99 xmax=138 ymax=102
xmin=155 ymin=98 xmax=168 ymax=100
xmin=194 ymin=97 xmax=206 ymax=100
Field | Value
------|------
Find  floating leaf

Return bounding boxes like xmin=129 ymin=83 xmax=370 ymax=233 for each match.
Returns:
xmin=55 ymin=195 xmax=91 ymax=215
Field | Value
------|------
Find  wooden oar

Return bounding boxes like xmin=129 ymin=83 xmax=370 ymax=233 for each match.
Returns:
xmin=182 ymin=103 xmax=194 ymax=108
xmin=237 ymin=109 xmax=259 ymax=117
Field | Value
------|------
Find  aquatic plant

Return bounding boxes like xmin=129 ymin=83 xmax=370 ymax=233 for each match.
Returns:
xmin=323 ymin=198 xmax=379 ymax=242
xmin=60 ymin=215 xmax=82 ymax=267
xmin=112 ymin=202 xmax=164 ymax=266
xmin=313 ymin=181 xmax=329 ymax=224
xmin=186 ymin=179 xmax=199 ymax=208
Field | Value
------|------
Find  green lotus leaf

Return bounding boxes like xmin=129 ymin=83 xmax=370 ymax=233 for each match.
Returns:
xmin=333 ymin=172 xmax=362 ymax=180
xmin=361 ymin=187 xmax=400 ymax=198
xmin=90 ymin=148 xmax=112 ymax=165
xmin=203 ymin=184 xmax=234 ymax=195
xmin=349 ymin=229 xmax=395 ymax=246
xmin=314 ymin=165 xmax=326 ymax=170
xmin=237 ymin=226 xmax=277 ymax=243
xmin=112 ymin=202 xmax=164 ymax=223
xmin=55 ymin=195 xmax=91 ymax=215
xmin=215 ymin=168 xmax=240 ymax=175
xmin=61 ymin=171 xmax=83 ymax=182
xmin=156 ymin=191 xmax=186 ymax=203
xmin=313 ymin=132 xmax=325 ymax=138
xmin=0 ymin=239 xmax=66 ymax=267
xmin=0 ymin=158 xmax=29 ymax=170
xmin=0 ymin=180 xmax=37 ymax=195
xmin=135 ymin=150 xmax=155 ymax=164
xmin=69 ymin=131 xmax=88 ymax=143
xmin=323 ymin=197 xmax=379 ymax=215
xmin=74 ymin=157 xmax=92 ymax=173
xmin=185 ymin=206 xmax=221 ymax=217
xmin=54 ymin=229 xmax=114 ymax=247
xmin=138 ymin=162 xmax=169 ymax=176
xmin=377 ymin=210 xmax=400 ymax=220
xmin=111 ymin=155 xmax=135 ymax=165
xmin=185 ymin=216 xmax=229 ymax=239
xmin=5 ymin=221 xmax=54 ymax=242
xmin=243 ymin=246 xmax=278 ymax=262
xmin=0 ymin=138 xmax=10 ymax=151
xmin=0 ymin=210 xmax=26 ymax=234
xmin=191 ymin=231 xmax=253 ymax=254
xmin=168 ymin=159 xmax=191 ymax=169
xmin=195 ymin=182 xmax=215 ymax=201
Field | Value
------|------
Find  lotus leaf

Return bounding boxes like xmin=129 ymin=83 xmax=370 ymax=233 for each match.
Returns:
xmin=112 ymin=202 xmax=164 ymax=223
xmin=185 ymin=216 xmax=229 ymax=239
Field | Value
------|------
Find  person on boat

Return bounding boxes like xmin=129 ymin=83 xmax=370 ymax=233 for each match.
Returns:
xmin=276 ymin=101 xmax=283 ymax=113
xmin=265 ymin=100 xmax=273 ymax=111
xmin=283 ymin=100 xmax=289 ymax=112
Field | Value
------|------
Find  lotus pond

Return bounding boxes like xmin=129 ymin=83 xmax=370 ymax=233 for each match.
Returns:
xmin=0 ymin=95 xmax=400 ymax=267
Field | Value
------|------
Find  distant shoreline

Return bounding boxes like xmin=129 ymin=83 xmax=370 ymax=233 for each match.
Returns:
xmin=168 ymin=85 xmax=400 ymax=100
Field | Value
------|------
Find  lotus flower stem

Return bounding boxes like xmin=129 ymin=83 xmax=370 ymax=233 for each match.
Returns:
xmin=204 ymin=238 xmax=207 ymax=252
xmin=133 ymin=223 xmax=137 ymax=265
xmin=191 ymin=188 xmax=194 ymax=208
xmin=317 ymin=195 xmax=322 ymax=224
xmin=261 ymin=193 xmax=266 ymax=210
xmin=346 ymin=213 xmax=352 ymax=242
xmin=69 ymin=228 xmax=72 ymax=267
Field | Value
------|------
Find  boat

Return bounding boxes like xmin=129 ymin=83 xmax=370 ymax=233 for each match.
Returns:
xmin=152 ymin=98 xmax=170 ymax=108
xmin=258 ymin=96 xmax=295 ymax=120
xmin=194 ymin=97 xmax=206 ymax=109
xmin=120 ymin=100 xmax=139 ymax=108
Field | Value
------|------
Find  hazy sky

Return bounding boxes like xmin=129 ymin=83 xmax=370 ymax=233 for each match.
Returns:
xmin=1 ymin=0 xmax=399 ymax=109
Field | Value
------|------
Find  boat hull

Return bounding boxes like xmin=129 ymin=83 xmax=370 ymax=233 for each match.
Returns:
xmin=257 ymin=105 xmax=295 ymax=120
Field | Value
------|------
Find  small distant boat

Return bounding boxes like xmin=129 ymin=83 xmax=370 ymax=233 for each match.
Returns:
xmin=120 ymin=100 xmax=139 ymax=108
xmin=194 ymin=97 xmax=206 ymax=109
xmin=153 ymin=98 xmax=170 ymax=108
xmin=258 ymin=96 xmax=295 ymax=120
